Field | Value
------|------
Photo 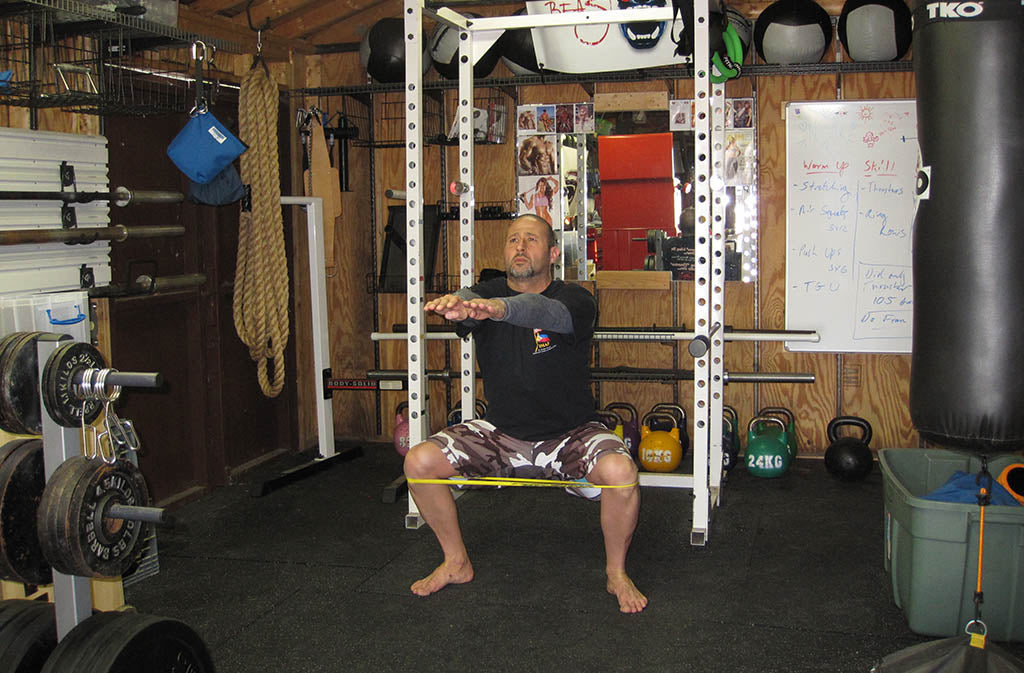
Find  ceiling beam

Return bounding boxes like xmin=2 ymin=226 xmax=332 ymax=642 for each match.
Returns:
xmin=177 ymin=4 xmax=315 ymax=59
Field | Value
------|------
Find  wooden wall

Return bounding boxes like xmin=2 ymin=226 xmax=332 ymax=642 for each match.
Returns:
xmin=306 ymin=45 xmax=920 ymax=456
xmin=0 ymin=13 xmax=922 ymax=458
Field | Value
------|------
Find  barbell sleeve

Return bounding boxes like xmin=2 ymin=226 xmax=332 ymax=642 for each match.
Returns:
xmin=113 ymin=188 xmax=185 ymax=205
xmin=723 ymin=372 xmax=816 ymax=384
xmin=0 ymin=188 xmax=183 ymax=205
xmin=0 ymin=225 xmax=185 ymax=246
xmin=71 ymin=370 xmax=164 ymax=389
xmin=106 ymin=503 xmax=173 ymax=526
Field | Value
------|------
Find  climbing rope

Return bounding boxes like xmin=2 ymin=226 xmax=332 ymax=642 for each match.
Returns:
xmin=236 ymin=63 xmax=289 ymax=398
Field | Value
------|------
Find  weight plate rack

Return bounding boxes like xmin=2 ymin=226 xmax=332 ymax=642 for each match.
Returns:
xmin=0 ymin=331 xmax=214 ymax=672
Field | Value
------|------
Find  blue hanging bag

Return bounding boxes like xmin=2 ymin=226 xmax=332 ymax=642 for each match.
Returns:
xmin=167 ymin=41 xmax=247 ymax=185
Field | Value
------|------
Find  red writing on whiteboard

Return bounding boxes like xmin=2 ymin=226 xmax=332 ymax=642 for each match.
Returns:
xmin=863 ymin=159 xmax=897 ymax=177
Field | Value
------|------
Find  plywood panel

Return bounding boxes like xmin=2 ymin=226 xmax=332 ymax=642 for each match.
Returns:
xmin=756 ymin=73 xmax=840 ymax=454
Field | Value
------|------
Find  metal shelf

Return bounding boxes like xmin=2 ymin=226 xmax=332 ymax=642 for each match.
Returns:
xmin=295 ymin=60 xmax=914 ymax=98
xmin=0 ymin=0 xmax=242 ymax=116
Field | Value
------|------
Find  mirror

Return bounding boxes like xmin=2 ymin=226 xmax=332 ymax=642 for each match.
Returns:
xmin=549 ymin=99 xmax=758 ymax=282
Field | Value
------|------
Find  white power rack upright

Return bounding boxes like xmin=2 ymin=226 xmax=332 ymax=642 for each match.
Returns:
xmin=399 ymin=0 xmax=811 ymax=544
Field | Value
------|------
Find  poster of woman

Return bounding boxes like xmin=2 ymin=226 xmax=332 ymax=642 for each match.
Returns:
xmin=518 ymin=175 xmax=561 ymax=227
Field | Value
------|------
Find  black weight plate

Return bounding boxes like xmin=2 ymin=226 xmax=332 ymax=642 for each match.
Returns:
xmin=38 ymin=457 xmax=150 ymax=578
xmin=39 ymin=610 xmax=121 ymax=673
xmin=0 ymin=332 xmax=44 ymax=435
xmin=0 ymin=439 xmax=50 ymax=585
xmin=0 ymin=599 xmax=45 ymax=633
xmin=42 ymin=342 xmax=105 ymax=429
xmin=0 ymin=600 xmax=55 ymax=673
xmin=37 ymin=456 xmax=95 ymax=577
xmin=89 ymin=612 xmax=214 ymax=673
xmin=0 ymin=333 xmax=28 ymax=434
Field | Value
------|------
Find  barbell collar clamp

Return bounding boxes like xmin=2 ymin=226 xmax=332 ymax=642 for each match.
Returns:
xmin=105 ymin=503 xmax=173 ymax=526
xmin=688 ymin=322 xmax=722 ymax=358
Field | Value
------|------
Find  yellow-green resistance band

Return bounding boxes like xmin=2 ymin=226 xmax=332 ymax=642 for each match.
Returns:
xmin=408 ymin=476 xmax=639 ymax=489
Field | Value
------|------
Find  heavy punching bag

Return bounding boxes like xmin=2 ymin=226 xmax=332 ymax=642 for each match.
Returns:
xmin=909 ymin=1 xmax=1024 ymax=451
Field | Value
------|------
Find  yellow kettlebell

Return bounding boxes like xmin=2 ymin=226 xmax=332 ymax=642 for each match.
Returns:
xmin=638 ymin=411 xmax=682 ymax=472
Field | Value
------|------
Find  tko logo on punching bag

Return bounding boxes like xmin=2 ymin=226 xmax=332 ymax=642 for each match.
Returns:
xmin=926 ymin=2 xmax=984 ymax=18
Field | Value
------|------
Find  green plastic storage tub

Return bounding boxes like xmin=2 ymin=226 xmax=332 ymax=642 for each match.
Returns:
xmin=879 ymin=448 xmax=1024 ymax=642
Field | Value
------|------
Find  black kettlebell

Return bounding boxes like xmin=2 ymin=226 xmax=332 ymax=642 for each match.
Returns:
xmin=824 ymin=416 xmax=873 ymax=482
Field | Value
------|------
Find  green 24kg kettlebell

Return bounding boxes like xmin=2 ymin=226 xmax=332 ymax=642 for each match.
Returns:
xmin=758 ymin=406 xmax=797 ymax=464
xmin=745 ymin=416 xmax=790 ymax=478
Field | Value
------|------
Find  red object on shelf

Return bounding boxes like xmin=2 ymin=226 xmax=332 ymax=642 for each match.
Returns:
xmin=596 ymin=133 xmax=675 ymax=270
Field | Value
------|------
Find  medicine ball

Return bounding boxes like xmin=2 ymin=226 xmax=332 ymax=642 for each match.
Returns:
xmin=359 ymin=18 xmax=432 ymax=84
xmin=500 ymin=8 xmax=540 ymax=75
xmin=753 ymin=0 xmax=833 ymax=64
xmin=837 ymin=0 xmax=911 ymax=62
xmin=430 ymin=14 xmax=503 ymax=80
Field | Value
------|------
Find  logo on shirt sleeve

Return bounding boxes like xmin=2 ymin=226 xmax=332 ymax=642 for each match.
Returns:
xmin=532 ymin=328 xmax=556 ymax=355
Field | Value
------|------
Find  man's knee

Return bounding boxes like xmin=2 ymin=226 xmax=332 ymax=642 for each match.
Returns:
xmin=404 ymin=441 xmax=454 ymax=479
xmin=591 ymin=452 xmax=638 ymax=486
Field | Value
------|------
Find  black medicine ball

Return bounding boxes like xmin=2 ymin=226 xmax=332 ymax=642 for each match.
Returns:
xmin=360 ymin=18 xmax=432 ymax=84
xmin=430 ymin=14 xmax=504 ymax=80
xmin=753 ymin=0 xmax=833 ymax=64
xmin=500 ymin=8 xmax=540 ymax=75
xmin=838 ymin=0 xmax=912 ymax=62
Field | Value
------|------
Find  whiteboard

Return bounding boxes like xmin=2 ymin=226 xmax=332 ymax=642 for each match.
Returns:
xmin=784 ymin=100 xmax=918 ymax=353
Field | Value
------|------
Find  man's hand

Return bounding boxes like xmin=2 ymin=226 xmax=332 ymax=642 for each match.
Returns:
xmin=424 ymin=295 xmax=507 ymax=322
xmin=464 ymin=298 xmax=506 ymax=321
xmin=424 ymin=294 xmax=472 ymax=321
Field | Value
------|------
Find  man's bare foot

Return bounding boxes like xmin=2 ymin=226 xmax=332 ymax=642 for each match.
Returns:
xmin=607 ymin=570 xmax=647 ymax=613
xmin=411 ymin=558 xmax=474 ymax=596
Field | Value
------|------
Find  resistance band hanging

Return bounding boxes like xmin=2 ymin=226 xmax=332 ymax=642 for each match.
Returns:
xmin=965 ymin=458 xmax=993 ymax=650
xmin=236 ymin=36 xmax=289 ymax=398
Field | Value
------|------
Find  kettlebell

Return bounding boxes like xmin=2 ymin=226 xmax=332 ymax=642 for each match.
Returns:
xmin=722 ymin=405 xmax=740 ymax=472
xmin=597 ymin=410 xmax=622 ymax=432
xmin=745 ymin=415 xmax=790 ymax=478
xmin=394 ymin=402 xmax=411 ymax=456
xmin=605 ymin=402 xmax=641 ymax=458
xmin=639 ymin=411 xmax=683 ymax=472
xmin=758 ymin=406 xmax=797 ymax=462
xmin=446 ymin=399 xmax=488 ymax=426
xmin=824 ymin=416 xmax=873 ymax=482
xmin=649 ymin=403 xmax=690 ymax=454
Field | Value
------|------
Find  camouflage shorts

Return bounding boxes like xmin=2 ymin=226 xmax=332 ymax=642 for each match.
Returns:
xmin=426 ymin=419 xmax=629 ymax=481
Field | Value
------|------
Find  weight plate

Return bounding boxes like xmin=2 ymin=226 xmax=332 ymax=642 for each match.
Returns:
xmin=38 ymin=457 xmax=150 ymax=578
xmin=0 ymin=599 xmax=45 ymax=633
xmin=0 ymin=599 xmax=55 ymax=673
xmin=42 ymin=342 xmax=105 ymax=429
xmin=40 ymin=611 xmax=214 ymax=673
xmin=38 ymin=610 xmax=121 ymax=673
xmin=0 ymin=332 xmax=45 ymax=435
xmin=0 ymin=439 xmax=51 ymax=585
xmin=0 ymin=333 xmax=30 ymax=434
